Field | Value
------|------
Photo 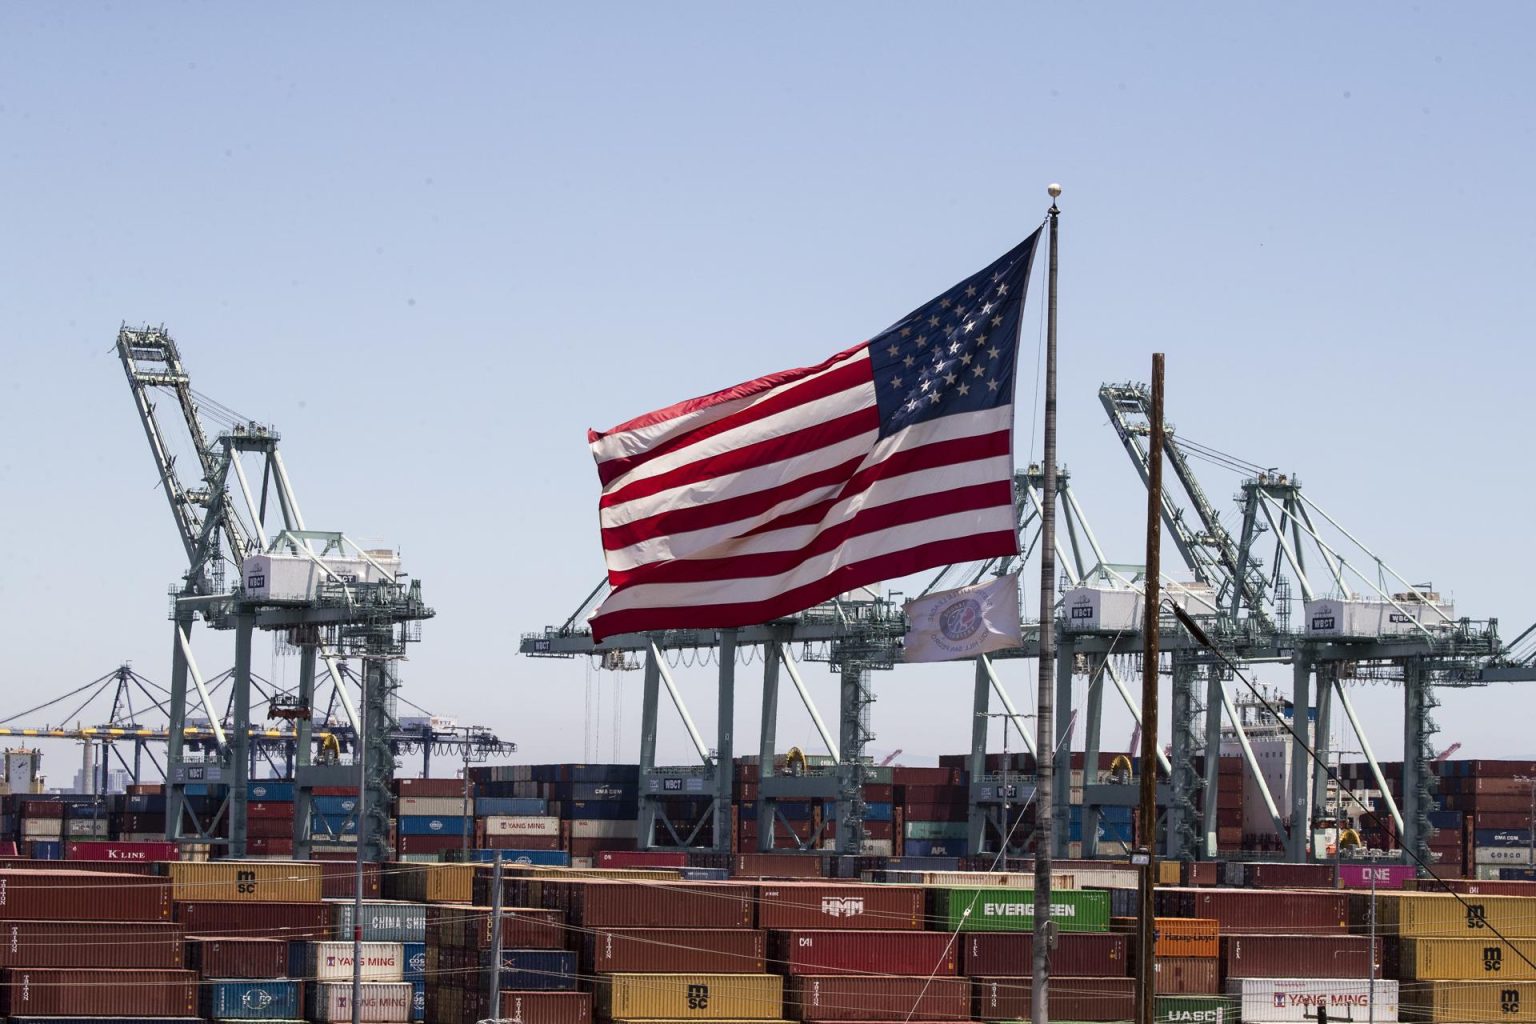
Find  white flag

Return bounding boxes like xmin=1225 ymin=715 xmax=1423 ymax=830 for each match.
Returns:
xmin=902 ymin=572 xmax=1022 ymax=663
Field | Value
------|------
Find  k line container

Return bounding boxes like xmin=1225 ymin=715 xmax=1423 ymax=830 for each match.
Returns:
xmin=496 ymin=989 xmax=594 ymax=1024
xmin=929 ymin=886 xmax=1110 ymax=932
xmin=585 ymin=927 xmax=768 ymax=973
xmin=1221 ymin=935 xmax=1379 ymax=979
xmin=175 ymin=899 xmax=331 ymax=939
xmin=1393 ymin=936 xmax=1536 ymax=980
xmin=168 ymin=861 xmax=323 ymax=902
xmin=305 ymin=940 xmax=406 ymax=982
xmin=758 ymin=884 xmax=924 ymax=930
xmin=596 ymin=973 xmax=784 ymax=1020
xmin=773 ymin=930 xmax=957 ymax=976
xmin=784 ymin=974 xmax=970 ymax=1020
xmin=0 ymin=920 xmax=183 ymax=968
xmin=0 ymin=967 xmax=198 ymax=1016
xmin=971 ymin=976 xmax=1136 ymax=1022
xmin=185 ymin=936 xmax=288 ymax=979
xmin=963 ymin=931 xmax=1128 ymax=977
xmin=571 ymin=880 xmax=754 ymax=928
xmin=1224 ymin=977 xmax=1399 ymax=1023
xmin=200 ymin=978 xmax=302 ymax=1020
xmin=0 ymin=867 xmax=171 ymax=920
xmin=307 ymin=980 xmax=413 ymax=1023
xmin=1401 ymin=979 xmax=1535 ymax=1020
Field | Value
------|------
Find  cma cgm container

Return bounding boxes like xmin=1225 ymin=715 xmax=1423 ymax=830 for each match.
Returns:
xmin=200 ymin=978 xmax=302 ymax=1020
xmin=1224 ymin=978 xmax=1399 ymax=1023
xmin=0 ymin=868 xmax=171 ymax=920
xmin=497 ymin=989 xmax=594 ymax=1024
xmin=929 ymin=887 xmax=1110 ymax=932
xmin=308 ymin=980 xmax=413 ymax=1023
xmin=758 ymin=883 xmax=925 ymax=930
xmin=972 ymin=976 xmax=1136 ymax=1021
xmin=773 ymin=930 xmax=957 ymax=976
xmin=168 ymin=860 xmax=323 ymax=902
xmin=0 ymin=967 xmax=198 ymax=1016
xmin=1393 ymin=937 xmax=1536 ymax=980
xmin=595 ymin=973 xmax=783 ymax=1020
xmin=963 ymin=931 xmax=1128 ymax=977
xmin=1401 ymin=979 xmax=1536 ymax=1021
xmin=185 ymin=936 xmax=288 ymax=979
xmin=0 ymin=921 xmax=183 ymax=968
xmin=571 ymin=881 xmax=754 ymax=928
xmin=785 ymin=974 xmax=971 ymax=1021
xmin=584 ymin=927 xmax=768 ymax=973
xmin=1221 ymin=935 xmax=1379 ymax=979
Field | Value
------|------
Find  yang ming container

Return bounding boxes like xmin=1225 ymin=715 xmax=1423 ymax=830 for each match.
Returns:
xmin=185 ymin=936 xmax=288 ymax=978
xmin=1224 ymin=978 xmax=1398 ymax=1023
xmin=0 ymin=967 xmax=198 ymax=1016
xmin=972 ymin=976 xmax=1136 ymax=1021
xmin=585 ymin=927 xmax=767 ymax=973
xmin=757 ymin=883 xmax=925 ymax=930
xmin=929 ymin=886 xmax=1109 ymax=932
xmin=0 ymin=920 xmax=183 ymax=968
xmin=200 ymin=978 xmax=301 ymax=1019
xmin=785 ymin=974 xmax=970 ymax=1020
xmin=773 ymin=930 xmax=956 ymax=976
xmin=305 ymin=940 xmax=405 ymax=982
xmin=595 ymin=973 xmax=783 ymax=1020
xmin=1221 ymin=935 xmax=1379 ymax=979
xmin=308 ymin=980 xmax=413 ymax=1023
xmin=168 ymin=860 xmax=323 ymax=902
xmin=963 ymin=931 xmax=1128 ymax=976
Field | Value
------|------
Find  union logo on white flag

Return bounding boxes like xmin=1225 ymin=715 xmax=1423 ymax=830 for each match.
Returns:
xmin=902 ymin=572 xmax=1022 ymax=662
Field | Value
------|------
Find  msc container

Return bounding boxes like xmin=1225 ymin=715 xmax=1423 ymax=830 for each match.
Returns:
xmin=0 ymin=867 xmax=171 ymax=920
xmin=1358 ymin=891 xmax=1536 ymax=938
xmin=0 ymin=920 xmax=183 ymax=968
xmin=0 ymin=967 xmax=197 ymax=1016
xmin=585 ymin=927 xmax=768 ymax=973
xmin=785 ymin=974 xmax=970 ymax=1020
xmin=305 ymin=940 xmax=405 ymax=982
xmin=328 ymin=899 xmax=428 ymax=942
xmin=1222 ymin=935 xmax=1379 ymax=979
xmin=175 ymin=899 xmax=331 ymax=939
xmin=1156 ymin=994 xmax=1238 ymax=1024
xmin=185 ymin=936 xmax=288 ymax=978
xmin=1224 ymin=978 xmax=1399 ymax=1023
xmin=773 ymin=930 xmax=957 ymax=976
xmin=571 ymin=880 xmax=754 ymax=928
xmin=1155 ymin=957 xmax=1220 ymax=995
xmin=596 ymin=973 xmax=783 ymax=1020
xmin=758 ymin=883 xmax=925 ymax=930
xmin=200 ymin=978 xmax=302 ymax=1019
xmin=963 ymin=931 xmax=1128 ymax=977
xmin=1394 ymin=936 xmax=1536 ymax=980
xmin=972 ymin=976 xmax=1136 ymax=1021
xmin=307 ymin=980 xmax=413 ymax=1023
xmin=929 ymin=887 xmax=1110 ymax=932
xmin=497 ymin=989 xmax=594 ymax=1024
xmin=1401 ymin=979 xmax=1535 ymax=1020
xmin=1181 ymin=888 xmax=1348 ymax=934
xmin=168 ymin=861 xmax=323 ymax=902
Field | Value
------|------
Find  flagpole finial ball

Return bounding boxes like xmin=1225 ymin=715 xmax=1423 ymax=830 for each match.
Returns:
xmin=1047 ymin=183 xmax=1062 ymax=198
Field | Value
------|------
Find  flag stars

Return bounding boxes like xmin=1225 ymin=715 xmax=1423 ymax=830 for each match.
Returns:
xmin=928 ymin=391 xmax=942 ymax=404
xmin=940 ymin=298 xmax=951 ymax=308
xmin=945 ymin=372 xmax=957 ymax=385
xmin=891 ymin=376 xmax=903 ymax=389
xmin=959 ymin=352 xmax=972 ymax=365
xmin=957 ymin=382 xmax=970 ymax=396
xmin=915 ymin=335 xmax=927 ymax=348
xmin=948 ymin=341 xmax=961 ymax=355
xmin=962 ymin=320 xmax=976 ymax=333
xmin=903 ymin=355 xmax=915 ymax=368
xmin=997 ymin=283 xmax=1008 ymax=295
xmin=965 ymin=285 xmax=977 ymax=297
xmin=928 ymin=315 xmax=940 ymax=327
xmin=987 ymin=346 xmax=1000 ymax=359
xmin=900 ymin=327 xmax=911 ymax=337
xmin=991 ymin=316 xmax=1003 ymax=328
xmin=887 ymin=343 xmax=900 ymax=357
xmin=973 ymin=364 xmax=985 ymax=378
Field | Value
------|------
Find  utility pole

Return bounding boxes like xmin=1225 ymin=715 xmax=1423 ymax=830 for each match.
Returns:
xmin=1135 ymin=353 xmax=1166 ymax=1024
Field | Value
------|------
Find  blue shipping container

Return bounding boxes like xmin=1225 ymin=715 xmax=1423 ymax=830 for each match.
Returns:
xmin=412 ymin=981 xmax=425 ymax=1022
xmin=397 ymin=815 xmax=469 ymax=836
xmin=679 ymin=867 xmax=730 ymax=881
xmin=403 ymin=942 xmax=426 ymax=983
xmin=864 ymin=802 xmax=894 ymax=822
xmin=200 ymin=978 xmax=302 ymax=1020
xmin=247 ymin=780 xmax=295 ymax=802
xmin=564 ymin=799 xmax=638 ymax=820
xmin=474 ymin=797 xmax=547 ymax=816
xmin=1428 ymin=809 xmax=1464 ymax=829
xmin=566 ymin=764 xmax=639 ymax=783
xmin=482 ymin=949 xmax=578 ymax=990
xmin=29 ymin=841 xmax=60 ymax=860
xmin=313 ymin=795 xmax=360 ymax=816
xmin=902 ymin=839 xmax=968 ymax=857
xmin=886 ymin=856 xmax=964 ymax=871
xmin=455 ymin=848 xmax=570 ymax=866
xmin=1477 ymin=828 xmax=1532 ymax=848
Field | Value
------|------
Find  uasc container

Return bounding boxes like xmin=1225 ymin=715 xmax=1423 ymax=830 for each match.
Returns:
xmin=1155 ymin=994 xmax=1238 ymax=1024
xmin=585 ymin=927 xmax=767 ymax=973
xmin=596 ymin=973 xmax=783 ymax=1020
xmin=168 ymin=860 xmax=323 ymax=902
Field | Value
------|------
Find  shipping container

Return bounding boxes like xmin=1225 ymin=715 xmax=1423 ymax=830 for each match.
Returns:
xmin=484 ymin=947 xmax=579 ymax=989
xmin=0 ymin=867 xmax=171 ymax=920
xmin=200 ymin=978 xmax=302 ymax=1019
xmin=1224 ymin=978 xmax=1398 ymax=1023
xmin=307 ymin=980 xmax=413 ymax=1023
xmin=1112 ymin=916 xmax=1218 ymax=959
xmin=1156 ymin=995 xmax=1238 ymax=1024
xmin=571 ymin=880 xmax=754 ymax=928
xmin=64 ymin=840 xmax=178 ymax=861
xmin=759 ymin=884 xmax=924 ymax=930
xmin=305 ymin=940 xmax=406 ymax=982
xmin=484 ymin=815 xmax=563 ymax=837
xmin=0 ymin=967 xmax=198 ymax=1016
xmin=1222 ymin=935 xmax=1379 ymax=979
xmin=929 ymin=887 xmax=1110 ymax=932
xmin=1400 ymin=979 xmax=1535 ymax=1021
xmin=963 ymin=931 xmax=1128 ymax=977
xmin=0 ymin=920 xmax=183 ymax=968
xmin=175 ymin=900 xmax=331 ymax=939
xmin=497 ymin=990 xmax=594 ymax=1024
xmin=168 ymin=860 xmax=323 ymax=902
xmin=1175 ymin=888 xmax=1347 ymax=935
xmin=329 ymin=899 xmax=428 ymax=942
xmin=785 ymin=975 xmax=970 ymax=1021
xmin=773 ymin=930 xmax=957 ymax=976
xmin=972 ymin=976 xmax=1136 ymax=1021
xmin=596 ymin=973 xmax=783 ymax=1020
xmin=1392 ymin=936 xmax=1536 ymax=980
xmin=1355 ymin=891 xmax=1536 ymax=938
xmin=735 ymin=853 xmax=825 ymax=878
xmin=185 ymin=936 xmax=288 ymax=979
xmin=1155 ymin=957 xmax=1220 ymax=995
xmin=394 ymin=777 xmax=466 ymax=798
xmin=585 ymin=928 xmax=768 ymax=973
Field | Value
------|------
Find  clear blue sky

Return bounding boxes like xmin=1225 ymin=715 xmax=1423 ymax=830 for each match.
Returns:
xmin=2 ymin=4 xmax=1532 ymax=781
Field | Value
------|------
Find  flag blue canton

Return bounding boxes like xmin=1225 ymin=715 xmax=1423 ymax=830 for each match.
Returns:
xmin=869 ymin=231 xmax=1041 ymax=438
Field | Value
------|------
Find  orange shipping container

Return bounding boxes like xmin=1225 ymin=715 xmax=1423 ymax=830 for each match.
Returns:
xmin=1113 ymin=916 xmax=1219 ymax=958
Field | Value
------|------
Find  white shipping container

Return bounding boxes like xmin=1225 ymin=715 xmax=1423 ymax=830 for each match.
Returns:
xmin=308 ymin=981 xmax=412 ymax=1023
xmin=22 ymin=819 xmax=62 ymax=839
xmin=394 ymin=796 xmax=466 ymax=817
xmin=1475 ymin=845 xmax=1534 ymax=866
xmin=1226 ymin=978 xmax=1398 ymax=1024
xmin=1061 ymin=587 xmax=1142 ymax=634
xmin=64 ymin=819 xmax=108 ymax=837
xmin=1303 ymin=598 xmax=1455 ymax=640
xmin=482 ymin=815 xmax=561 ymax=837
xmin=306 ymin=941 xmax=405 ymax=982
xmin=569 ymin=818 xmax=638 ymax=839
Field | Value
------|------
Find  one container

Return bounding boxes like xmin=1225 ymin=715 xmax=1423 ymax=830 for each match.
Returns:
xmin=0 ymin=967 xmax=197 ymax=1016
xmin=1222 ymin=935 xmax=1379 ymax=979
xmin=596 ymin=973 xmax=783 ymax=1020
xmin=1401 ymin=979 xmax=1535 ymax=1020
xmin=758 ymin=883 xmax=925 ymax=930
xmin=963 ymin=931 xmax=1129 ymax=977
xmin=1394 ymin=936 xmax=1536 ymax=980
xmin=0 ymin=920 xmax=183 ymax=968
xmin=571 ymin=881 xmax=754 ymax=928
xmin=497 ymin=989 xmax=594 ymax=1024
xmin=585 ymin=927 xmax=767 ymax=973
xmin=307 ymin=980 xmax=413 ymax=1023
xmin=175 ymin=900 xmax=330 ymax=939
xmin=167 ymin=861 xmax=323 ymax=902
xmin=1224 ymin=977 xmax=1399 ymax=1023
xmin=305 ymin=940 xmax=406 ymax=982
xmin=784 ymin=974 xmax=970 ymax=1021
xmin=200 ymin=978 xmax=302 ymax=1020
xmin=972 ymin=976 xmax=1136 ymax=1022
xmin=773 ymin=930 xmax=957 ymax=976
xmin=1155 ymin=957 xmax=1220 ymax=995
xmin=185 ymin=936 xmax=288 ymax=979
xmin=328 ymin=899 xmax=428 ymax=942
xmin=929 ymin=887 xmax=1110 ymax=932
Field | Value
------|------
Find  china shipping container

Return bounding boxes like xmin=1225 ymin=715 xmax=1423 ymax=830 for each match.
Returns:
xmin=1155 ymin=957 xmax=1220 ymax=995
xmin=0 ymin=967 xmax=197 ymax=1016
xmin=963 ymin=931 xmax=1128 ymax=977
xmin=758 ymin=884 xmax=925 ymax=930
xmin=1224 ymin=978 xmax=1398 ymax=1023
xmin=200 ymin=978 xmax=302 ymax=1019
xmin=773 ymin=930 xmax=957 ymax=976
xmin=308 ymin=980 xmax=414 ymax=1023
xmin=785 ymin=974 xmax=970 ymax=1020
xmin=330 ymin=899 xmax=428 ymax=942
xmin=0 ymin=868 xmax=171 ymax=920
xmin=185 ymin=935 xmax=288 ymax=978
xmin=570 ymin=880 xmax=754 ymax=928
xmin=929 ymin=887 xmax=1110 ymax=932
xmin=497 ymin=989 xmax=594 ymax=1024
xmin=971 ymin=976 xmax=1136 ymax=1022
xmin=0 ymin=920 xmax=183 ymax=968
xmin=167 ymin=860 xmax=324 ymax=902
xmin=175 ymin=900 xmax=331 ymax=939
xmin=1391 ymin=936 xmax=1536 ymax=980
xmin=585 ymin=927 xmax=768 ymax=973
xmin=1221 ymin=935 xmax=1379 ymax=979
xmin=595 ymin=972 xmax=783 ymax=1019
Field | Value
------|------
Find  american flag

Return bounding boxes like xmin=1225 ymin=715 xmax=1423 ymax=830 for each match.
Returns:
xmin=587 ymin=230 xmax=1042 ymax=641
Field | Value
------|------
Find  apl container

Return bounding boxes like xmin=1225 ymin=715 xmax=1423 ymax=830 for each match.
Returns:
xmin=307 ymin=980 xmax=413 ymax=1023
xmin=305 ymin=940 xmax=406 ymax=982
xmin=596 ymin=973 xmax=783 ymax=1020
xmin=785 ymin=974 xmax=970 ymax=1020
xmin=963 ymin=931 xmax=1128 ymax=977
xmin=972 ymin=976 xmax=1136 ymax=1021
xmin=328 ymin=899 xmax=427 ymax=942
xmin=773 ymin=930 xmax=957 ymax=976
xmin=1225 ymin=977 xmax=1399 ymax=1023
xmin=929 ymin=887 xmax=1110 ymax=932
xmin=200 ymin=978 xmax=302 ymax=1019
xmin=758 ymin=883 xmax=925 ymax=930
xmin=1222 ymin=935 xmax=1379 ymax=979
xmin=168 ymin=861 xmax=323 ymax=902
xmin=0 ymin=921 xmax=183 ymax=968
xmin=585 ymin=927 xmax=767 ymax=973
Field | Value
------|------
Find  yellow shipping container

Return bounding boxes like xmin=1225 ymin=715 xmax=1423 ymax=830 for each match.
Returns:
xmin=1401 ymin=979 xmax=1536 ymax=1021
xmin=1354 ymin=892 xmax=1536 ymax=939
xmin=424 ymin=863 xmax=478 ymax=903
xmin=1398 ymin=938 xmax=1536 ymax=981
xmin=597 ymin=973 xmax=783 ymax=1020
xmin=168 ymin=860 xmax=323 ymax=902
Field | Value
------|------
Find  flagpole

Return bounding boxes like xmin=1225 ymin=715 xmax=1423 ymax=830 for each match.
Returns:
xmin=1136 ymin=353 xmax=1166 ymax=1024
xmin=1031 ymin=184 xmax=1062 ymax=1024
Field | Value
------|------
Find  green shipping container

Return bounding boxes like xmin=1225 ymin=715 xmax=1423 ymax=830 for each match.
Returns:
xmin=904 ymin=820 xmax=969 ymax=840
xmin=930 ymin=887 xmax=1110 ymax=932
xmin=1156 ymin=995 xmax=1237 ymax=1024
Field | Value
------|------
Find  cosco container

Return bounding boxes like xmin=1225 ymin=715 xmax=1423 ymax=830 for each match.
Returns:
xmin=929 ymin=886 xmax=1110 ymax=932
xmin=328 ymin=899 xmax=427 ymax=942
xmin=200 ymin=978 xmax=301 ymax=1020
xmin=758 ymin=883 xmax=924 ymax=930
xmin=1224 ymin=978 xmax=1398 ymax=1023
xmin=963 ymin=931 xmax=1128 ymax=976
xmin=0 ymin=920 xmax=183 ymax=968
xmin=1393 ymin=936 xmax=1536 ymax=979
xmin=1401 ymin=979 xmax=1535 ymax=1021
xmin=785 ymin=974 xmax=970 ymax=1020
xmin=305 ymin=940 xmax=405 ymax=982
xmin=595 ymin=973 xmax=783 ymax=1020
xmin=497 ymin=990 xmax=594 ymax=1024
xmin=0 ymin=967 xmax=198 ymax=1016
xmin=972 ymin=976 xmax=1136 ymax=1021
xmin=585 ymin=927 xmax=767 ymax=973
xmin=175 ymin=900 xmax=330 ymax=939
xmin=168 ymin=861 xmax=323 ymax=902
xmin=571 ymin=880 xmax=754 ymax=928
xmin=482 ymin=947 xmax=577 ymax=989
xmin=185 ymin=936 xmax=288 ymax=978
xmin=1222 ymin=935 xmax=1379 ymax=979
xmin=307 ymin=980 xmax=413 ymax=1023
xmin=0 ymin=868 xmax=171 ymax=920
xmin=773 ymin=930 xmax=957 ymax=976
xmin=402 ymin=942 xmax=425 ymax=984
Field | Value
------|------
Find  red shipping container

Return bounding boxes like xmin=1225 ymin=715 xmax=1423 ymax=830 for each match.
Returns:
xmin=585 ymin=927 xmax=766 ymax=973
xmin=396 ymin=834 xmax=463 ymax=854
xmin=316 ymin=858 xmax=381 ymax=899
xmin=174 ymin=900 xmax=330 ymax=939
xmin=892 ymin=767 xmax=963 ymax=786
xmin=498 ymin=989 xmax=592 ymax=1024
xmin=862 ymin=784 xmax=894 ymax=803
xmin=570 ymin=880 xmax=754 ymax=928
xmin=482 ymin=832 xmax=563 ymax=850
xmin=1154 ymin=957 xmax=1219 ymax=994
xmin=64 ymin=841 xmax=178 ymax=862
xmin=736 ymin=853 xmax=825 ymax=878
xmin=597 ymin=850 xmax=688 ymax=868
xmin=787 ymin=975 xmax=969 ymax=1020
xmin=246 ymin=801 xmax=295 ymax=820
xmin=0 ymin=967 xmax=197 ymax=1016
xmin=759 ymin=883 xmax=925 ymax=930
xmin=19 ymin=802 xmax=65 ymax=819
xmin=0 ymin=921 xmax=183 ymax=968
xmin=962 ymin=932 xmax=1128 ymax=977
xmin=973 ymin=976 xmax=1135 ymax=1022
xmin=903 ymin=803 xmax=969 ymax=822
xmin=184 ymin=936 xmax=287 ymax=978
xmin=246 ymin=818 xmax=293 ymax=839
xmin=1245 ymin=862 xmax=1339 ymax=888
xmin=775 ymin=929 xmax=956 ymax=976
xmin=246 ymin=837 xmax=295 ymax=855
xmin=1177 ymin=887 xmax=1348 ymax=934
xmin=0 ymin=868 xmax=170 ymax=920
xmin=1222 ymin=935 xmax=1379 ymax=979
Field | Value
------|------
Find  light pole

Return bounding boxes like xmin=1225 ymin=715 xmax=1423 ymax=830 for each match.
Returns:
xmin=1517 ymin=776 xmax=1536 ymax=872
